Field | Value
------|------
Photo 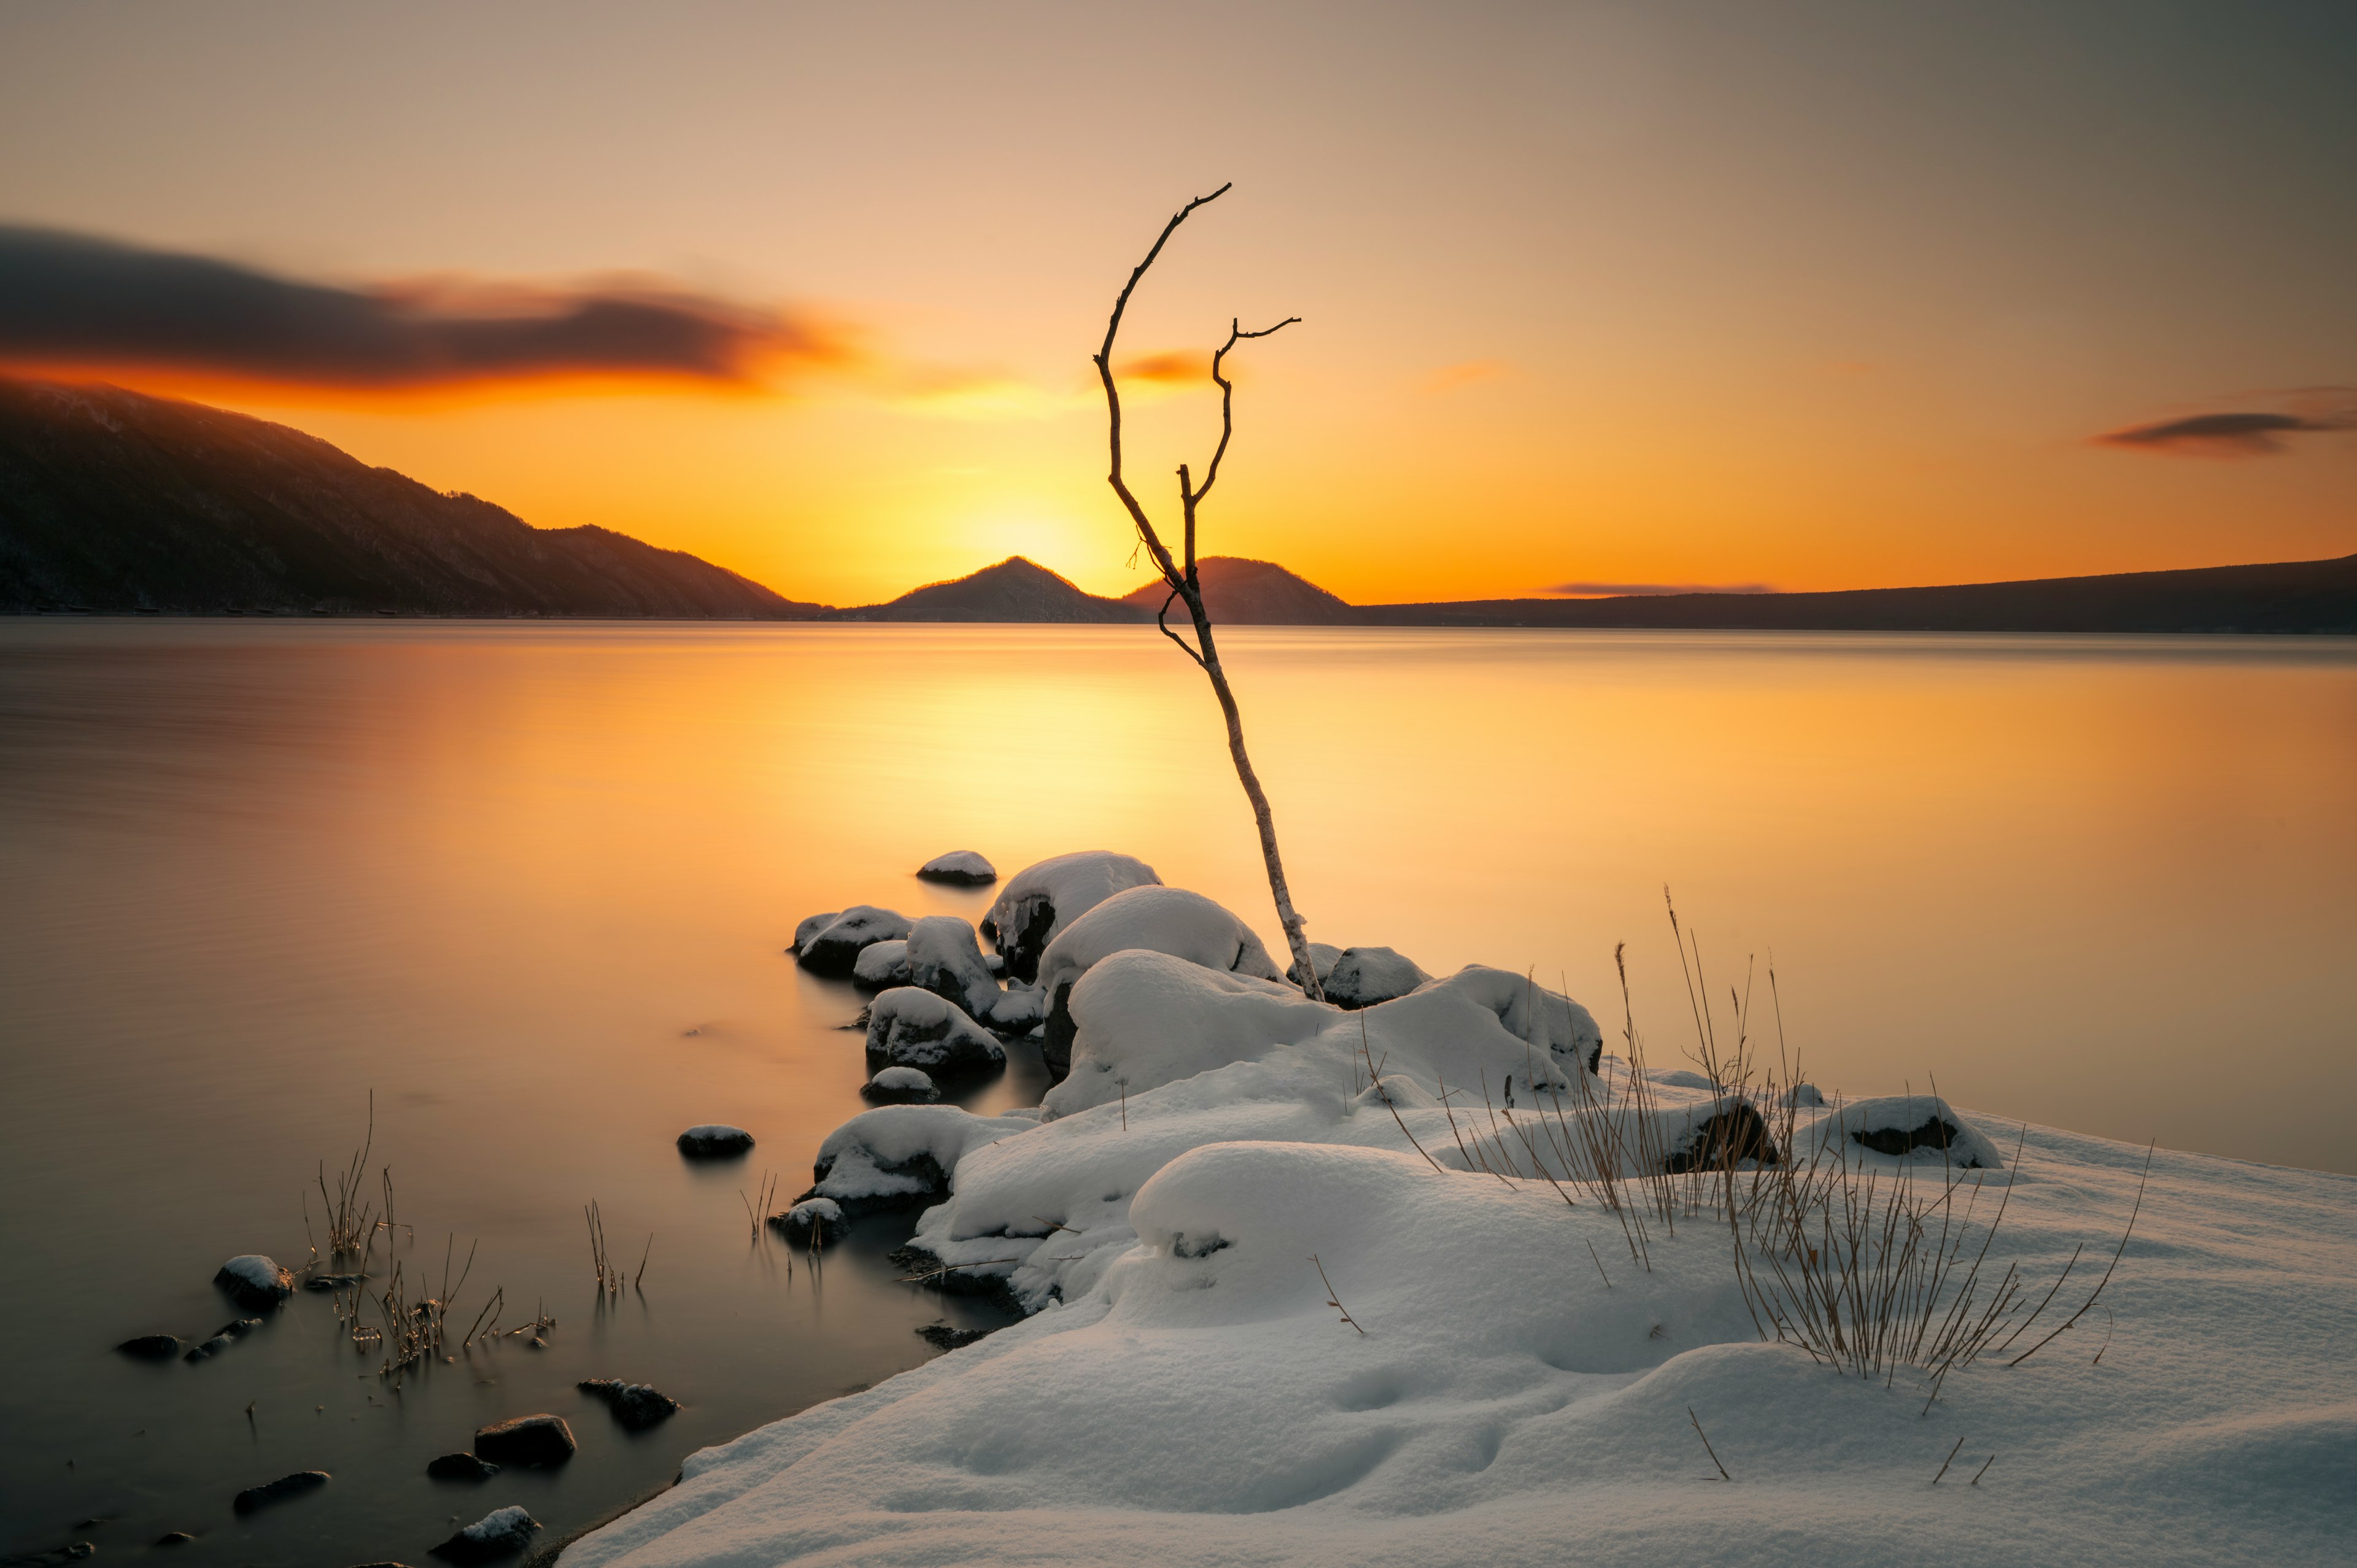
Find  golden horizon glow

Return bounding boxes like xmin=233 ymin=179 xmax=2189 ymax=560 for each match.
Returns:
xmin=4 ymin=4 xmax=2352 ymax=608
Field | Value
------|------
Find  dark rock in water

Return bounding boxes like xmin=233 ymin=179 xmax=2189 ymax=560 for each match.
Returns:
xmin=888 ymin=1245 xmax=1019 ymax=1305
xmin=1322 ymin=946 xmax=1432 ymax=1010
xmin=232 ymin=1470 xmax=329 ymax=1513
xmin=155 ymin=1532 xmax=195 ymax=1545
xmin=115 ymin=1334 xmax=182 ymax=1359
xmin=675 ymin=1124 xmax=755 ymax=1159
xmin=766 ymin=1198 xmax=847 ymax=1247
xmin=183 ymin=1320 xmax=259 ymax=1362
xmin=916 ymin=1322 xmax=997 ymax=1350
xmin=1664 ymin=1103 xmax=1781 ymax=1175
xmin=1852 ymin=1116 xmax=1975 ymax=1162
xmin=860 ymin=1065 xmax=940 ymax=1104
xmin=473 ymin=1413 xmax=575 ymax=1467
xmin=425 ymin=1451 xmax=501 ymax=1481
xmin=916 ymin=850 xmax=997 ymax=885
xmin=578 ymin=1378 xmax=680 ymax=1430
xmin=214 ymin=1254 xmax=293 ymax=1309
xmin=429 ymin=1505 xmax=541 ymax=1564
xmin=797 ymin=905 xmax=912 ymax=975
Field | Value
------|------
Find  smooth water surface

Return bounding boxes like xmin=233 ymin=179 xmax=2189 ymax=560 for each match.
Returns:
xmin=2 ymin=620 xmax=2353 ymax=1562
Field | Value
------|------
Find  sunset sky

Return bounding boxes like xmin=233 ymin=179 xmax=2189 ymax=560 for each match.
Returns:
xmin=2 ymin=1 xmax=2351 ymax=607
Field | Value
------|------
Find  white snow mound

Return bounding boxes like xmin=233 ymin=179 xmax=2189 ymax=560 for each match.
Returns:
xmin=851 ymin=938 xmax=911 ymax=988
xmin=865 ymin=987 xmax=1006 ymax=1076
xmin=903 ymin=916 xmax=1001 ymax=1015
xmin=1036 ymin=884 xmax=1288 ymax=1003
xmin=981 ymin=851 xmax=1160 ymax=979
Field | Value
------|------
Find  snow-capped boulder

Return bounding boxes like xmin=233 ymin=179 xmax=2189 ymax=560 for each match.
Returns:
xmin=903 ymin=916 xmax=1000 ymax=1015
xmin=675 ymin=1124 xmax=754 ymax=1159
xmin=989 ymin=984 xmax=1048 ymax=1033
xmin=861 ymin=1065 xmax=940 ymax=1103
xmin=1045 ymin=950 xmax=1333 ymax=1118
xmin=231 ymin=1470 xmax=328 ymax=1513
xmin=767 ymin=1197 xmax=848 ymax=1246
xmin=1034 ymin=886 xmax=1288 ymax=1077
xmin=430 ymin=1505 xmax=540 ymax=1564
xmin=473 ymin=1414 xmax=575 ymax=1467
xmin=1802 ymin=1095 xmax=2006 ymax=1169
xmin=864 ymin=987 xmax=1005 ymax=1076
xmin=1322 ymin=945 xmax=1432 ymax=1009
xmin=798 ymin=1104 xmax=1037 ymax=1215
xmin=981 ymin=851 xmax=1161 ymax=982
xmin=916 ymin=850 xmax=997 ymax=885
xmin=791 ymin=911 xmax=838 ymax=951
xmin=214 ymin=1255 xmax=292 ymax=1310
xmin=579 ymin=1378 xmax=679 ymax=1430
xmin=1307 ymin=941 xmax=1342 ymax=982
xmin=851 ymin=938 xmax=911 ymax=989
xmin=796 ymin=905 xmax=911 ymax=976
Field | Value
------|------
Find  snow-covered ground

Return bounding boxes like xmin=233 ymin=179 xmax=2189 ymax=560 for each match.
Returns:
xmin=568 ymin=871 xmax=2356 ymax=1567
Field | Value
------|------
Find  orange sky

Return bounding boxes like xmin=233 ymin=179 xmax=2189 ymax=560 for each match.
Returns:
xmin=2 ymin=2 xmax=2351 ymax=607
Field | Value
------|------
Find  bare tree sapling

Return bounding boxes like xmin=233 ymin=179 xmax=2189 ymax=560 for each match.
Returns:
xmin=1091 ymin=183 xmax=1325 ymax=999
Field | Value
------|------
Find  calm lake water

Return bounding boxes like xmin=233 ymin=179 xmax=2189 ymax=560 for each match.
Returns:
xmin=3 ymin=620 xmax=2353 ymax=1562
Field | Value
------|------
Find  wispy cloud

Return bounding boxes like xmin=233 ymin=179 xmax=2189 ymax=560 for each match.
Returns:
xmin=2093 ymin=396 xmax=2356 ymax=457
xmin=1117 ymin=350 xmax=1206 ymax=385
xmin=1423 ymin=358 xmax=1507 ymax=394
xmin=1550 ymin=581 xmax=1777 ymax=598
xmin=0 ymin=224 xmax=852 ymax=394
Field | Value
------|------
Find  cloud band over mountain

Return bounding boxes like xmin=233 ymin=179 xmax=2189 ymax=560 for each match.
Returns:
xmin=0 ymin=224 xmax=842 ymax=392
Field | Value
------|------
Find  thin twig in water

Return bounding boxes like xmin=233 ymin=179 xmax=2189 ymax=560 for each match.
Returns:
xmin=636 ymin=1233 xmax=654 ymax=1289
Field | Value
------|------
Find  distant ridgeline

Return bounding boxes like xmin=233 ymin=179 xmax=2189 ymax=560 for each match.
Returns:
xmin=0 ymin=378 xmax=827 ymax=617
xmin=4 ymin=376 xmax=2351 ymax=631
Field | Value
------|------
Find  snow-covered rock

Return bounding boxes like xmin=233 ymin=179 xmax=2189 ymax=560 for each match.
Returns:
xmin=797 ymin=1105 xmax=1037 ymax=1215
xmin=579 ymin=1379 xmax=679 ymax=1430
xmin=1043 ymin=949 xmax=1331 ymax=1119
xmin=904 ymin=915 xmax=1002 ymax=1015
xmin=851 ymin=938 xmax=911 ymax=989
xmin=1307 ymin=940 xmax=1342 ymax=981
xmin=865 ymin=987 xmax=1006 ymax=1076
xmin=767 ymin=1197 xmax=848 ymax=1246
xmin=790 ymin=910 xmax=838 ymax=952
xmin=675 ymin=1124 xmax=754 ymax=1158
xmin=1322 ymin=944 xmax=1432 ymax=1009
xmin=431 ymin=1504 xmax=539 ymax=1563
xmin=1800 ymin=1094 xmax=2008 ymax=1170
xmin=980 ymin=851 xmax=1161 ymax=982
xmin=796 ymin=905 xmax=912 ymax=976
xmin=1034 ymin=885 xmax=1288 ymax=1076
xmin=988 ymin=984 xmax=1047 ymax=1032
xmin=213 ymin=1255 xmax=292 ymax=1310
xmin=862 ymin=1065 xmax=942 ymax=1103
xmin=916 ymin=850 xmax=998 ymax=885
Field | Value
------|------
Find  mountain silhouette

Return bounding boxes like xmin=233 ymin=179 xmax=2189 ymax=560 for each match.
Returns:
xmin=1117 ymin=556 xmax=1355 ymax=625
xmin=0 ymin=377 xmax=827 ymax=617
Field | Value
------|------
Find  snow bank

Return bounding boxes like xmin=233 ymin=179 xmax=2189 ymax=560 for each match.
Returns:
xmin=569 ymin=917 xmax=2351 ymax=1568
xmin=917 ymin=850 xmax=997 ymax=885
xmin=1322 ymin=945 xmax=1432 ymax=1009
xmin=797 ymin=906 xmax=911 ymax=976
xmin=904 ymin=915 xmax=1001 ymax=1016
xmin=865 ymin=988 xmax=1005 ymax=1077
xmin=981 ymin=851 xmax=1160 ymax=982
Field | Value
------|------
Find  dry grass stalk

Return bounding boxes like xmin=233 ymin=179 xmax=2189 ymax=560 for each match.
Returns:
xmin=1309 ymin=1254 xmax=1366 ymax=1335
xmin=586 ymin=1201 xmax=625 ymax=1296
xmin=1688 ymin=1407 xmax=1731 ymax=1480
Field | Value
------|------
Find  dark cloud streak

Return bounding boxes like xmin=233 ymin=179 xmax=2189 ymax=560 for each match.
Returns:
xmin=2094 ymin=406 xmax=2353 ymax=456
xmin=0 ymin=224 xmax=835 ymax=390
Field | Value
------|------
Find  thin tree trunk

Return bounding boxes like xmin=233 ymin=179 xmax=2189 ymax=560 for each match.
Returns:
xmin=1090 ymin=185 xmax=1324 ymax=998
